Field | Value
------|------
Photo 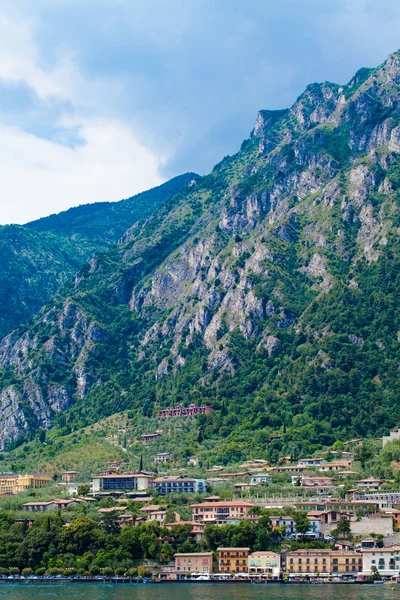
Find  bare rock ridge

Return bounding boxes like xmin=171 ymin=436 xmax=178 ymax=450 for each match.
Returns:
xmin=1 ymin=52 xmax=400 ymax=450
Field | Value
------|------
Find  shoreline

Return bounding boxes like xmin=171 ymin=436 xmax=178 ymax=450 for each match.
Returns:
xmin=0 ymin=578 xmax=382 ymax=585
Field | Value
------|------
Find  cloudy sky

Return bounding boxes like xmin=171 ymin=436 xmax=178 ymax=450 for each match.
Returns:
xmin=1 ymin=0 xmax=400 ymax=224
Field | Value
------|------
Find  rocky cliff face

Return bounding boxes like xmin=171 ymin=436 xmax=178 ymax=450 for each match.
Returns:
xmin=1 ymin=52 xmax=400 ymax=450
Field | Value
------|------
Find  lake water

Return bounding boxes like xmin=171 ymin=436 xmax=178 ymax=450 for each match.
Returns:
xmin=0 ymin=583 xmax=397 ymax=600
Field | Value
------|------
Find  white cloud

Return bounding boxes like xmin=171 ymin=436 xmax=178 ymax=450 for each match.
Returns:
xmin=0 ymin=120 xmax=165 ymax=224
xmin=0 ymin=13 xmax=166 ymax=224
xmin=0 ymin=15 xmax=64 ymax=98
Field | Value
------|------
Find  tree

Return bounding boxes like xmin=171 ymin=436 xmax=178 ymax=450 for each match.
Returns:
xmin=139 ymin=454 xmax=143 ymax=472
xmin=61 ymin=517 xmax=103 ymax=554
xmin=332 ymin=518 xmax=351 ymax=539
xmin=293 ymin=511 xmax=310 ymax=539
xmin=355 ymin=441 xmax=374 ymax=468
xmin=77 ymin=484 xmax=90 ymax=496
xmin=138 ymin=567 xmax=152 ymax=578
xmin=164 ymin=509 xmax=177 ymax=524
xmin=248 ymin=506 xmax=262 ymax=516
xmin=367 ymin=566 xmax=381 ymax=582
xmin=89 ymin=565 xmax=101 ymax=576
xmin=160 ymin=541 xmax=175 ymax=563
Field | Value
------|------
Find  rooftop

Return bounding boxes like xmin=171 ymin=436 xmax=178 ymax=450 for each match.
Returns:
xmin=191 ymin=501 xmax=254 ymax=508
xmin=175 ymin=552 xmax=213 ymax=556
xmin=93 ymin=473 xmax=154 ymax=479
xmin=218 ymin=547 xmax=250 ymax=551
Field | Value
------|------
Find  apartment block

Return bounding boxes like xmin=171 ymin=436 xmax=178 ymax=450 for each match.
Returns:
xmin=191 ymin=501 xmax=254 ymax=525
xmin=218 ymin=548 xmax=249 ymax=573
xmin=286 ymin=549 xmax=362 ymax=576
xmin=174 ymin=552 xmax=213 ymax=576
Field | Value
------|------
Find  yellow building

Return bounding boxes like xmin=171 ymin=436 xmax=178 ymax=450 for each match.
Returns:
xmin=218 ymin=547 xmax=249 ymax=573
xmin=286 ymin=549 xmax=362 ymax=576
xmin=0 ymin=473 xmax=51 ymax=494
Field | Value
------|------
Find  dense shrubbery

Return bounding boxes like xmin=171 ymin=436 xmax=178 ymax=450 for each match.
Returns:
xmin=0 ymin=511 xmax=281 ymax=572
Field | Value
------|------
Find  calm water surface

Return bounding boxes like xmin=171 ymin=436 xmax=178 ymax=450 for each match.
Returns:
xmin=0 ymin=584 xmax=397 ymax=600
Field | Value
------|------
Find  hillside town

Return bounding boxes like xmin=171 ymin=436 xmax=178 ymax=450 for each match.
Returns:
xmin=2 ymin=430 xmax=400 ymax=582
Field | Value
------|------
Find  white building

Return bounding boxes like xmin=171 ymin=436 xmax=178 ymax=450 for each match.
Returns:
xmin=248 ymin=551 xmax=281 ymax=578
xmin=353 ymin=491 xmax=400 ymax=509
xmin=250 ymin=474 xmax=273 ymax=484
xmin=297 ymin=458 xmax=327 ymax=467
xmin=361 ymin=546 xmax=400 ymax=577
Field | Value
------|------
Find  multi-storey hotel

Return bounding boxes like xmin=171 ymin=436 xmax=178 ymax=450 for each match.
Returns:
xmin=286 ymin=549 xmax=362 ymax=576
xmin=91 ymin=473 xmax=154 ymax=492
xmin=154 ymin=477 xmax=206 ymax=495
xmin=0 ymin=473 xmax=51 ymax=494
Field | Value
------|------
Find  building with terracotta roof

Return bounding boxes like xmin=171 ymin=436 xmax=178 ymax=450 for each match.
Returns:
xmin=61 ymin=471 xmax=79 ymax=482
xmin=318 ymin=460 xmax=353 ymax=472
xmin=174 ymin=552 xmax=213 ymax=578
xmin=191 ymin=501 xmax=255 ymax=525
xmin=165 ymin=521 xmax=206 ymax=542
xmin=286 ymin=549 xmax=362 ymax=577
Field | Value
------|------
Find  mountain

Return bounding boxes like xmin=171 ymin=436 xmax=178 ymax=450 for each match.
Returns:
xmin=0 ymin=173 xmax=197 ymax=339
xmin=1 ymin=52 xmax=400 ymax=460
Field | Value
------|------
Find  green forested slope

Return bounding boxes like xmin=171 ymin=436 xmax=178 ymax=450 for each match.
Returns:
xmin=0 ymin=173 xmax=196 ymax=338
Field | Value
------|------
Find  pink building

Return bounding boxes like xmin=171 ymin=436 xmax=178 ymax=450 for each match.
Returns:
xmin=158 ymin=404 xmax=212 ymax=418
